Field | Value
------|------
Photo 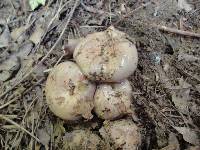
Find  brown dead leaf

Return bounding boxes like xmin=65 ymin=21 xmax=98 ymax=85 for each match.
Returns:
xmin=16 ymin=41 xmax=33 ymax=59
xmin=155 ymin=127 xmax=168 ymax=148
xmin=168 ymin=132 xmax=179 ymax=146
xmin=178 ymin=78 xmax=191 ymax=89
xmin=195 ymin=84 xmax=200 ymax=93
xmin=14 ymin=57 xmax=34 ymax=79
xmin=0 ymin=56 xmax=20 ymax=81
xmin=174 ymin=127 xmax=199 ymax=145
xmin=0 ymin=25 xmax=11 ymax=48
xmin=159 ymin=132 xmax=180 ymax=150
xmin=178 ymin=0 xmax=193 ymax=12
xmin=30 ymin=26 xmax=44 ymax=45
xmin=190 ymin=104 xmax=200 ymax=116
xmin=171 ymin=78 xmax=192 ymax=114
xmin=11 ymin=26 xmax=28 ymax=44
xmin=172 ymin=91 xmax=190 ymax=115
xmin=36 ymin=128 xmax=50 ymax=146
xmin=178 ymin=52 xmax=200 ymax=62
xmin=33 ymin=63 xmax=47 ymax=78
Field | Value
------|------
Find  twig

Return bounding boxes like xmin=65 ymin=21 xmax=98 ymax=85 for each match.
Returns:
xmin=154 ymin=24 xmax=200 ymax=38
xmin=0 ymin=0 xmax=80 ymax=99
xmin=113 ymin=1 xmax=152 ymax=25
xmin=0 ymin=78 xmax=44 ymax=110
xmin=22 ymin=96 xmax=38 ymax=124
xmin=149 ymin=102 xmax=175 ymax=127
xmin=174 ymin=63 xmax=200 ymax=83
xmin=0 ymin=114 xmax=41 ymax=143
xmin=0 ymin=98 xmax=17 ymax=110
xmin=80 ymin=25 xmax=105 ymax=28
xmin=30 ymin=113 xmax=35 ymax=149
xmin=54 ymin=52 xmax=65 ymax=66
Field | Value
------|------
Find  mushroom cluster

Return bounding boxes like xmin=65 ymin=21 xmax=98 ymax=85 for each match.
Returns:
xmin=45 ymin=26 xmax=141 ymax=149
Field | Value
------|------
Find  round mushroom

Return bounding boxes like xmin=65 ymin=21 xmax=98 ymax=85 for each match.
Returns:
xmin=94 ymin=79 xmax=133 ymax=120
xmin=73 ymin=26 xmax=138 ymax=82
xmin=45 ymin=61 xmax=96 ymax=121
xmin=100 ymin=119 xmax=141 ymax=150
xmin=63 ymin=129 xmax=110 ymax=150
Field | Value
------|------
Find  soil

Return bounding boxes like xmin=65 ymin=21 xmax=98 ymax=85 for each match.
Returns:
xmin=0 ymin=0 xmax=200 ymax=149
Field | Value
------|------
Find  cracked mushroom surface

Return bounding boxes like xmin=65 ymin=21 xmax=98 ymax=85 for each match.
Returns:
xmin=100 ymin=119 xmax=141 ymax=150
xmin=73 ymin=26 xmax=138 ymax=82
xmin=94 ymin=79 xmax=133 ymax=120
xmin=45 ymin=61 xmax=96 ymax=121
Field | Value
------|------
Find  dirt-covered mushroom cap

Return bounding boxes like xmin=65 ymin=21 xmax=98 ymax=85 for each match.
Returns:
xmin=73 ymin=26 xmax=138 ymax=82
xmin=94 ymin=79 xmax=133 ymax=120
xmin=45 ymin=61 xmax=96 ymax=121
xmin=63 ymin=129 xmax=110 ymax=150
xmin=100 ymin=119 xmax=141 ymax=150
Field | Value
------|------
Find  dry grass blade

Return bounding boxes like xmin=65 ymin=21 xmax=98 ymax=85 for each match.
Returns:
xmin=0 ymin=98 xmax=17 ymax=110
xmin=0 ymin=78 xmax=44 ymax=110
xmin=0 ymin=0 xmax=80 ymax=99
xmin=154 ymin=24 xmax=200 ymax=38
xmin=0 ymin=114 xmax=41 ymax=143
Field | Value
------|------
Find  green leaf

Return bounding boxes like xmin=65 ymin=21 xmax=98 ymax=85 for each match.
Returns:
xmin=29 ymin=0 xmax=46 ymax=10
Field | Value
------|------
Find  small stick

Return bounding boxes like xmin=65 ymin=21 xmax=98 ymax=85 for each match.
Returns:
xmin=54 ymin=52 xmax=65 ymax=66
xmin=154 ymin=24 xmax=200 ymax=38
xmin=22 ymin=96 xmax=38 ymax=123
xmin=0 ymin=98 xmax=17 ymax=110
xmin=174 ymin=64 xmax=200 ymax=82
xmin=80 ymin=25 xmax=105 ymax=28
xmin=0 ymin=114 xmax=41 ymax=143
xmin=0 ymin=78 xmax=44 ymax=110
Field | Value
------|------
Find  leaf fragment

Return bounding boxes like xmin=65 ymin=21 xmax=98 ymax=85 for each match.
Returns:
xmin=174 ymin=127 xmax=199 ymax=145
xmin=29 ymin=0 xmax=46 ymax=10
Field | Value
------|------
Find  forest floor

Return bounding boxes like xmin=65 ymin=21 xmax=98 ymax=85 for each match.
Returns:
xmin=0 ymin=0 xmax=200 ymax=149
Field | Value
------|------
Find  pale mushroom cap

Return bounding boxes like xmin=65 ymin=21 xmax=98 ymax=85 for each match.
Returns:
xmin=94 ymin=80 xmax=133 ymax=120
xmin=45 ymin=61 xmax=96 ymax=121
xmin=100 ymin=119 xmax=141 ymax=150
xmin=73 ymin=26 xmax=138 ymax=82
xmin=63 ymin=129 xmax=110 ymax=149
